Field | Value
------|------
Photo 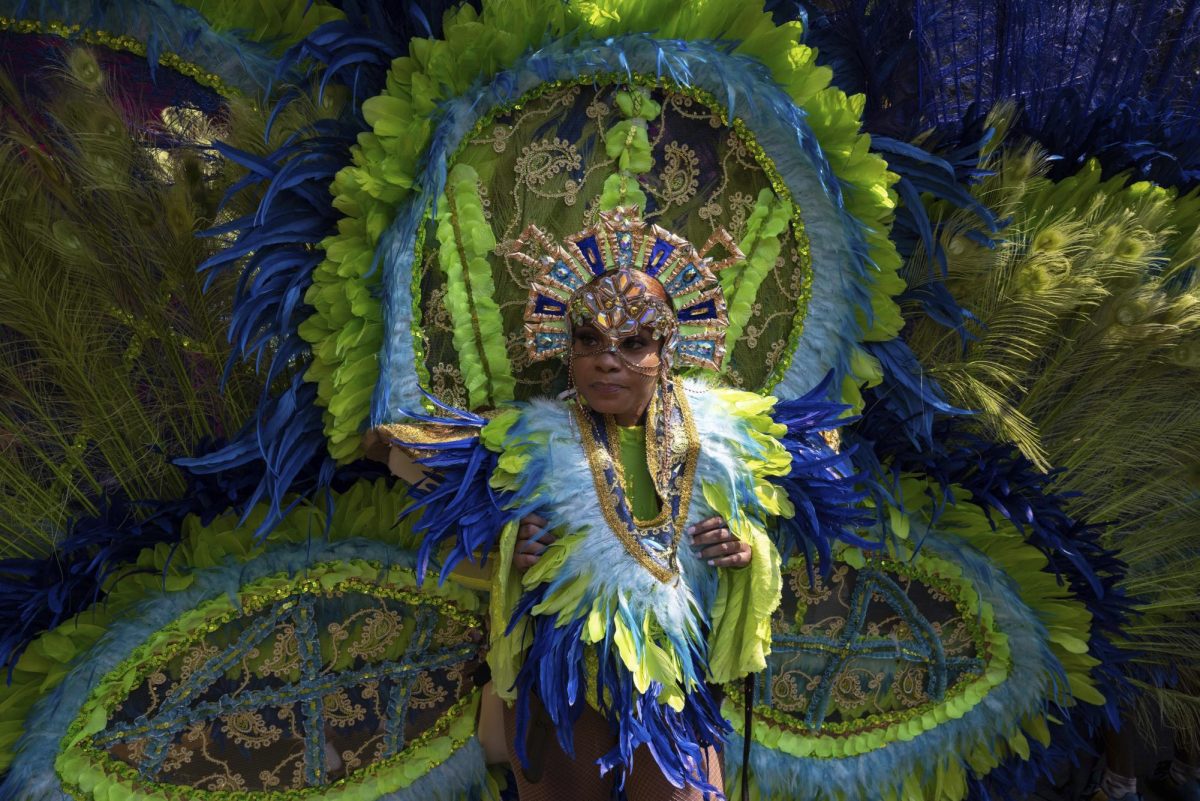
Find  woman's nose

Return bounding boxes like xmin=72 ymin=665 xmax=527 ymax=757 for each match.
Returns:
xmin=594 ymin=348 xmax=621 ymax=370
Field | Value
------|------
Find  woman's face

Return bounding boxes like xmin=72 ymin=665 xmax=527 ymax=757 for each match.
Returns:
xmin=570 ymin=323 xmax=662 ymax=425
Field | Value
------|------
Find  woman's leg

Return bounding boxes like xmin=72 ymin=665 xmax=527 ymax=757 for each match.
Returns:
xmin=624 ymin=741 xmax=725 ymax=801
xmin=478 ymin=682 xmax=509 ymax=765
xmin=502 ymin=695 xmax=616 ymax=801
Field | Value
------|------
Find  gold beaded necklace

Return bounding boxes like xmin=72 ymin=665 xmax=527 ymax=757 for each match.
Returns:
xmin=571 ymin=381 xmax=700 ymax=583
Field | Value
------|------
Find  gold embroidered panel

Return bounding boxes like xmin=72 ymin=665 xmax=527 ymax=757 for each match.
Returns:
xmin=758 ymin=555 xmax=990 ymax=735
xmin=76 ymin=567 xmax=484 ymax=793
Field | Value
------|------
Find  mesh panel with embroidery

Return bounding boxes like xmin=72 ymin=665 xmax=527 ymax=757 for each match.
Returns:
xmin=759 ymin=559 xmax=986 ymax=732
xmin=91 ymin=588 xmax=483 ymax=792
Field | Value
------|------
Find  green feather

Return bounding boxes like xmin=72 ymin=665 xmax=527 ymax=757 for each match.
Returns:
xmin=905 ymin=112 xmax=1200 ymax=737
xmin=0 ymin=59 xmax=277 ymax=557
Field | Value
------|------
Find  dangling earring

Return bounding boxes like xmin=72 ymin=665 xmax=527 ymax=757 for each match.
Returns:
xmin=559 ymin=353 xmax=583 ymax=404
xmin=651 ymin=343 xmax=675 ymax=492
xmin=658 ymin=335 xmax=675 ymax=422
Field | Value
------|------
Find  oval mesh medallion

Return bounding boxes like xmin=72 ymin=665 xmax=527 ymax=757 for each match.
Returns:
xmin=61 ymin=562 xmax=485 ymax=796
xmin=729 ymin=545 xmax=1012 ymax=753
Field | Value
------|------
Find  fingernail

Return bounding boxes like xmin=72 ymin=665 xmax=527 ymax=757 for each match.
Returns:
xmin=685 ymin=525 xmax=696 ymax=535
xmin=707 ymin=559 xmax=716 ymax=566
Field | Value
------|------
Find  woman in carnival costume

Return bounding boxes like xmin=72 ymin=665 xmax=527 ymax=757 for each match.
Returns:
xmin=386 ymin=206 xmax=859 ymax=799
xmin=0 ymin=1 xmax=1197 ymax=801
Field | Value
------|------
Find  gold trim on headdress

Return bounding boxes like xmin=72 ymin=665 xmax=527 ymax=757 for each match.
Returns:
xmin=509 ymin=206 xmax=743 ymax=371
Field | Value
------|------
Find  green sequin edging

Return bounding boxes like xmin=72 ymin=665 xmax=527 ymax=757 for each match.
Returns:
xmin=0 ymin=17 xmax=239 ymax=97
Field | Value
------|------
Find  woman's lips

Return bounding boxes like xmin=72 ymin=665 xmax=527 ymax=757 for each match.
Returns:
xmin=590 ymin=382 xmax=625 ymax=395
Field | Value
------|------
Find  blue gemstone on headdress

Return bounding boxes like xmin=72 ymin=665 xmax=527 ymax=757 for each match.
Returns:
xmin=644 ymin=238 xmax=676 ymax=276
xmin=664 ymin=263 xmax=703 ymax=296
xmin=534 ymin=331 xmax=569 ymax=355
xmin=678 ymin=298 xmax=720 ymax=321
xmin=576 ymin=236 xmax=605 ymax=275
xmin=533 ymin=294 xmax=567 ymax=316
xmin=550 ymin=261 xmax=584 ymax=290
xmin=677 ymin=340 xmax=717 ymax=358
xmin=615 ymin=231 xmax=634 ymax=268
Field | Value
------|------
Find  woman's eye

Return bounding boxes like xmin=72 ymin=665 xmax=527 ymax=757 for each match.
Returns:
xmin=575 ymin=333 xmax=599 ymax=347
xmin=621 ymin=339 xmax=648 ymax=351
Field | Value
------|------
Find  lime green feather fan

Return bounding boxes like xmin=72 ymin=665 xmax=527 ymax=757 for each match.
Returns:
xmin=0 ymin=53 xmax=341 ymax=559
xmin=904 ymin=111 xmax=1200 ymax=743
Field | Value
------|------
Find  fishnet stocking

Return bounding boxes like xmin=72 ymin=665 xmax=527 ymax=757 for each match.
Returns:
xmin=503 ymin=695 xmax=725 ymax=801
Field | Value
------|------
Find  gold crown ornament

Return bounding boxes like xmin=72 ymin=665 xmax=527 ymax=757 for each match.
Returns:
xmin=508 ymin=207 xmax=743 ymax=371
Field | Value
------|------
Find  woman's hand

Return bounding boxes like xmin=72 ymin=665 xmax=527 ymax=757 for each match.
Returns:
xmin=688 ymin=516 xmax=752 ymax=568
xmin=514 ymin=513 xmax=556 ymax=572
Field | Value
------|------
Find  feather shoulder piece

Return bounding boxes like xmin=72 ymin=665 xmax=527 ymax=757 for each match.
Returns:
xmin=756 ymin=376 xmax=876 ymax=576
xmin=382 ymin=398 xmax=544 ymax=584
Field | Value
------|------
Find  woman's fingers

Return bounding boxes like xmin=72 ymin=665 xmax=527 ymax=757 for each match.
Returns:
xmin=517 ymin=527 xmax=556 ymax=545
xmin=514 ymin=553 xmax=541 ymax=571
xmin=701 ymin=539 xmax=752 ymax=567
xmin=515 ymin=514 xmax=554 ymax=572
xmin=687 ymin=516 xmax=752 ymax=568
xmin=688 ymin=520 xmax=729 ymax=546
xmin=517 ymin=514 xmax=551 ymax=540
xmin=687 ymin=516 xmax=725 ymax=538
xmin=696 ymin=538 xmax=745 ymax=560
xmin=708 ymin=548 xmax=752 ymax=568
xmin=690 ymin=522 xmax=735 ymax=549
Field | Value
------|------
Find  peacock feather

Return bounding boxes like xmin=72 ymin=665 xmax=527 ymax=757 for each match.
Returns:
xmin=0 ymin=54 xmax=255 ymax=558
xmin=904 ymin=107 xmax=1200 ymax=743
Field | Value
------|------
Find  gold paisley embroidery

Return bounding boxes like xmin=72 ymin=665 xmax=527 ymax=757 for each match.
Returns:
xmin=201 ymin=773 xmax=247 ymax=792
xmin=340 ymin=733 xmax=387 ymax=772
xmin=324 ymin=688 xmax=367 ymax=728
xmin=427 ymin=286 xmax=455 ymax=331
xmin=178 ymin=642 xmax=219 ymax=682
xmin=894 ymin=663 xmax=931 ymax=708
xmin=409 ymin=672 xmax=450 ymax=710
xmin=161 ymin=742 xmax=194 ymax=772
xmin=770 ymin=670 xmax=812 ymax=714
xmin=657 ymin=141 xmax=700 ymax=209
xmin=515 ymin=137 xmax=582 ymax=190
xmin=347 ymin=608 xmax=404 ymax=662
xmin=431 ymin=616 xmax=469 ymax=647
xmin=257 ymin=623 xmax=301 ymax=679
xmin=430 ymin=363 xmax=468 ymax=408
xmin=220 ymin=710 xmax=282 ymax=749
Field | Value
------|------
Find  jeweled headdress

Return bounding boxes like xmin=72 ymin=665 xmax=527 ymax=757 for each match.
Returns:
xmin=509 ymin=206 xmax=743 ymax=371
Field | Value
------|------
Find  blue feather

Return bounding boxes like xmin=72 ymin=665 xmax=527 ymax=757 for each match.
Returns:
xmin=865 ymin=339 xmax=972 ymax=452
xmin=0 ymin=450 xmax=386 ymax=678
xmin=768 ymin=376 xmax=876 ymax=575
xmin=391 ymin=398 xmax=537 ymax=584
xmin=798 ymin=0 xmax=1200 ymax=191
xmin=870 ymin=132 xmax=1002 ymax=353
xmin=508 ymin=588 xmax=728 ymax=799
